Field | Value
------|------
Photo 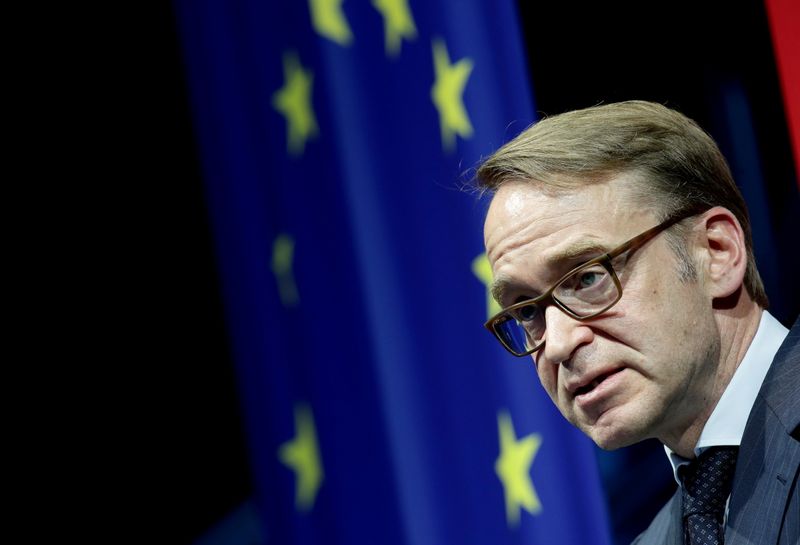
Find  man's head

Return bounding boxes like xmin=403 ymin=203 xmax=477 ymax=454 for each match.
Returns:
xmin=478 ymin=100 xmax=767 ymax=307
xmin=478 ymin=101 xmax=765 ymax=454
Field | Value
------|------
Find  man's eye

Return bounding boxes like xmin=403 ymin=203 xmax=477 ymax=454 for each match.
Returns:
xmin=516 ymin=304 xmax=539 ymax=322
xmin=578 ymin=271 xmax=602 ymax=288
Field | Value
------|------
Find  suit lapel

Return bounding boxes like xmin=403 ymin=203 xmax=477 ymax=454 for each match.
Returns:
xmin=667 ymin=492 xmax=683 ymax=545
xmin=634 ymin=491 xmax=683 ymax=545
xmin=726 ymin=318 xmax=800 ymax=545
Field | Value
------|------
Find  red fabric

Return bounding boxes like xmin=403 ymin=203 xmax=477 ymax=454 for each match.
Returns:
xmin=765 ymin=0 xmax=800 ymax=188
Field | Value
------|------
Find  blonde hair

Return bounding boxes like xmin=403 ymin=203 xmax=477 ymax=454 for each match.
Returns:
xmin=477 ymin=100 xmax=768 ymax=307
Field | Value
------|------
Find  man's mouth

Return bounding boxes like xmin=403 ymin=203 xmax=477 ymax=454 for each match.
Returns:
xmin=573 ymin=368 xmax=624 ymax=398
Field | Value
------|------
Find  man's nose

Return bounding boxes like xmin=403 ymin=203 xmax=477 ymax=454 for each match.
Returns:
xmin=540 ymin=304 xmax=594 ymax=365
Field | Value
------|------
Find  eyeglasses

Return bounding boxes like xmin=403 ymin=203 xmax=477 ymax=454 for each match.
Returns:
xmin=484 ymin=207 xmax=705 ymax=357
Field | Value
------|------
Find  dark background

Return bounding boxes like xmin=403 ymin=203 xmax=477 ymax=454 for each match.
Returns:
xmin=135 ymin=1 xmax=798 ymax=543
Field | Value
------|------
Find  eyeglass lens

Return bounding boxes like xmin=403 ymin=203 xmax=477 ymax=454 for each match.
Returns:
xmin=493 ymin=261 xmax=621 ymax=355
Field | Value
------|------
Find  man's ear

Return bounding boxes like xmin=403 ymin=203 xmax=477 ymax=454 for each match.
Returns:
xmin=696 ymin=207 xmax=747 ymax=299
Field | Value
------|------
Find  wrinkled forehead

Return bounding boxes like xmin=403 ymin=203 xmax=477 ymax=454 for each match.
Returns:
xmin=484 ymin=174 xmax=646 ymax=223
xmin=484 ymin=179 xmax=612 ymax=232
xmin=483 ymin=176 xmax=652 ymax=262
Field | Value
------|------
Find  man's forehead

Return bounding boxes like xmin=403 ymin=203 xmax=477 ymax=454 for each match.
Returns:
xmin=488 ymin=232 xmax=613 ymax=302
xmin=483 ymin=177 xmax=655 ymax=292
xmin=487 ymin=177 xmax=625 ymax=205
xmin=486 ymin=171 xmax=646 ymax=206
xmin=484 ymin=182 xmax=608 ymax=249
xmin=484 ymin=177 xmax=647 ymax=234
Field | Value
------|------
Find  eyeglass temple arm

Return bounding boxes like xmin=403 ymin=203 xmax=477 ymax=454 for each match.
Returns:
xmin=605 ymin=207 xmax=705 ymax=260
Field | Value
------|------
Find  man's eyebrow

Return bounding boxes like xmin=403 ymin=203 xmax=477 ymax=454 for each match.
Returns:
xmin=489 ymin=277 xmax=511 ymax=306
xmin=488 ymin=239 xmax=611 ymax=307
xmin=546 ymin=239 xmax=611 ymax=266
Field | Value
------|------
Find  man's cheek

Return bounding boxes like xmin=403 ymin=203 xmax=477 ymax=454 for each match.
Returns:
xmin=537 ymin=366 xmax=558 ymax=398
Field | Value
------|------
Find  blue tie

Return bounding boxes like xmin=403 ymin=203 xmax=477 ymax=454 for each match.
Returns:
xmin=681 ymin=446 xmax=739 ymax=545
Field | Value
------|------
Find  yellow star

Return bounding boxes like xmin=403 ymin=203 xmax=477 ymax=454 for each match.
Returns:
xmin=372 ymin=0 xmax=417 ymax=56
xmin=494 ymin=411 xmax=542 ymax=526
xmin=278 ymin=404 xmax=324 ymax=511
xmin=272 ymin=52 xmax=319 ymax=157
xmin=309 ymin=0 xmax=353 ymax=46
xmin=430 ymin=39 xmax=474 ymax=151
xmin=271 ymin=234 xmax=300 ymax=307
xmin=472 ymin=253 xmax=501 ymax=319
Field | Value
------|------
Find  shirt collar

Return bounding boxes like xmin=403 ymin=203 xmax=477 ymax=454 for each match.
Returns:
xmin=664 ymin=310 xmax=789 ymax=484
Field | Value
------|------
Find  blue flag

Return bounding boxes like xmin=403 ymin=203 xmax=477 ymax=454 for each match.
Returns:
xmin=174 ymin=1 xmax=612 ymax=543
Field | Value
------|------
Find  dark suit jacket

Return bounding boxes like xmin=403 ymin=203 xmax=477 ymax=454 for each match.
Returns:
xmin=632 ymin=317 xmax=799 ymax=545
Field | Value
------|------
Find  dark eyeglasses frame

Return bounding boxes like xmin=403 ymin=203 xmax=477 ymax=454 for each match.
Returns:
xmin=484 ymin=207 xmax=707 ymax=357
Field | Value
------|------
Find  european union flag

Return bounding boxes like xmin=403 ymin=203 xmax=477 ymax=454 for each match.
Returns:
xmin=173 ymin=1 xmax=612 ymax=543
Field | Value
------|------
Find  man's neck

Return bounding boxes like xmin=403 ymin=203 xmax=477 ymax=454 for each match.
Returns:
xmin=665 ymin=301 xmax=762 ymax=459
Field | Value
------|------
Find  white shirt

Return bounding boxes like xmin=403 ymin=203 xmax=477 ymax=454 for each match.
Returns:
xmin=664 ymin=310 xmax=789 ymax=483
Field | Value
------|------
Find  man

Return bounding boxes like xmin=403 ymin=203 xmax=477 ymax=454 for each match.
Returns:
xmin=477 ymin=101 xmax=798 ymax=544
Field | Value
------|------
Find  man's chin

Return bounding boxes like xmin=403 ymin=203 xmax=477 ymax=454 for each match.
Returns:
xmin=590 ymin=433 xmax=639 ymax=451
xmin=573 ymin=397 xmax=653 ymax=450
xmin=582 ymin=415 xmax=646 ymax=451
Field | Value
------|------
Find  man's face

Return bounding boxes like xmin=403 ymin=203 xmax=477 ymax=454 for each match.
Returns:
xmin=483 ymin=177 xmax=720 ymax=450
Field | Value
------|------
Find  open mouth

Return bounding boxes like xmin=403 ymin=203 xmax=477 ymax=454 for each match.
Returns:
xmin=574 ymin=368 xmax=623 ymax=397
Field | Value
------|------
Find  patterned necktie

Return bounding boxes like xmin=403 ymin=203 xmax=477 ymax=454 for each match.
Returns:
xmin=681 ymin=446 xmax=739 ymax=545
